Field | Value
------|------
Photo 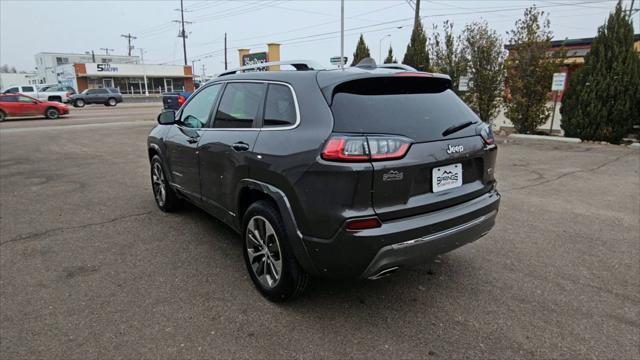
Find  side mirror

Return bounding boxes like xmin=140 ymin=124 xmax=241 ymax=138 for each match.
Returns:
xmin=157 ymin=110 xmax=176 ymax=125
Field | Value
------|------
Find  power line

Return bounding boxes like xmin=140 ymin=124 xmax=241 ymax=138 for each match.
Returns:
xmin=189 ymin=0 xmax=616 ymax=61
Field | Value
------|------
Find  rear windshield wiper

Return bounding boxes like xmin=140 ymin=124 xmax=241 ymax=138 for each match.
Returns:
xmin=442 ymin=120 xmax=477 ymax=137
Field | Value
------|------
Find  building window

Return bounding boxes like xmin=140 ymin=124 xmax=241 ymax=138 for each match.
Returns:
xmin=56 ymin=57 xmax=69 ymax=65
xmin=101 ymin=58 xmax=112 ymax=63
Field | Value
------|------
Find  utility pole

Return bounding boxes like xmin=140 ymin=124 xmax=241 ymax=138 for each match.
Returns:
xmin=121 ymin=33 xmax=137 ymax=56
xmin=173 ymin=0 xmax=191 ymax=66
xmin=414 ymin=0 xmax=421 ymax=28
xmin=201 ymin=64 xmax=206 ymax=81
xmin=91 ymin=50 xmax=96 ymax=63
xmin=340 ymin=0 xmax=344 ymax=70
xmin=140 ymin=48 xmax=149 ymax=96
xmin=100 ymin=48 xmax=114 ymax=55
xmin=191 ymin=59 xmax=200 ymax=82
xmin=224 ymin=33 xmax=228 ymax=70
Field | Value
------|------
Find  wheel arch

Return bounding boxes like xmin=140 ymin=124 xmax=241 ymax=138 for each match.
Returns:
xmin=236 ymin=179 xmax=319 ymax=276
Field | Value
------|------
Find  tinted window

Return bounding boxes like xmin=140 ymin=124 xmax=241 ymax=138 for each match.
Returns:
xmin=263 ymin=84 xmax=296 ymax=127
xmin=330 ymin=77 xmax=479 ymax=142
xmin=22 ymin=86 xmax=35 ymax=92
xmin=95 ymin=89 xmax=109 ymax=94
xmin=0 ymin=95 xmax=17 ymax=102
xmin=4 ymin=87 xmax=19 ymax=94
xmin=179 ymin=84 xmax=221 ymax=129
xmin=213 ymin=83 xmax=264 ymax=129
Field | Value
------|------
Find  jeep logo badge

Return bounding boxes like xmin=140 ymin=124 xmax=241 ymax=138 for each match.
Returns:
xmin=446 ymin=144 xmax=464 ymax=154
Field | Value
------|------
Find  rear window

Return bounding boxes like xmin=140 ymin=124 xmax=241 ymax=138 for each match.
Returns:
xmin=263 ymin=84 xmax=296 ymax=127
xmin=330 ymin=77 xmax=479 ymax=143
xmin=22 ymin=86 xmax=35 ymax=92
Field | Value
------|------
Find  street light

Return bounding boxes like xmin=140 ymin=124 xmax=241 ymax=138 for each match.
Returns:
xmin=379 ymin=34 xmax=391 ymax=64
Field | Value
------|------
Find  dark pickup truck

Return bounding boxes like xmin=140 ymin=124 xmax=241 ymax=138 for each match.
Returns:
xmin=162 ymin=91 xmax=192 ymax=110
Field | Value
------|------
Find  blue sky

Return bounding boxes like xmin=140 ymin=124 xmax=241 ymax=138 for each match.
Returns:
xmin=1 ymin=0 xmax=636 ymax=74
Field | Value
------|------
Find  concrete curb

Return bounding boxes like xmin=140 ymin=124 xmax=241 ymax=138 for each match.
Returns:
xmin=508 ymin=134 xmax=582 ymax=143
xmin=629 ymin=143 xmax=640 ymax=150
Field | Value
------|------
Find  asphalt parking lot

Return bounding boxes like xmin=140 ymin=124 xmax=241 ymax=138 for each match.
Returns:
xmin=1 ymin=104 xmax=638 ymax=359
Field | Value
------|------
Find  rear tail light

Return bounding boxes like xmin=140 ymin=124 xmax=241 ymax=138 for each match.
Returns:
xmin=321 ymin=135 xmax=412 ymax=162
xmin=477 ymin=123 xmax=495 ymax=145
xmin=346 ymin=217 xmax=382 ymax=231
xmin=177 ymin=95 xmax=186 ymax=106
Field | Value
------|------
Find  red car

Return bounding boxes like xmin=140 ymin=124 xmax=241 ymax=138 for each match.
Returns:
xmin=0 ymin=93 xmax=69 ymax=121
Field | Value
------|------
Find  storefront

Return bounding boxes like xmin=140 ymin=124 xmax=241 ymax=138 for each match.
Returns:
xmin=57 ymin=63 xmax=194 ymax=94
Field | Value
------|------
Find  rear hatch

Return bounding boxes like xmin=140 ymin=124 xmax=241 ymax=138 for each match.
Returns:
xmin=328 ymin=75 xmax=495 ymax=220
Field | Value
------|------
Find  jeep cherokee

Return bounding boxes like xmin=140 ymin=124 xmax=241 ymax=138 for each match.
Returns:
xmin=147 ymin=60 xmax=500 ymax=301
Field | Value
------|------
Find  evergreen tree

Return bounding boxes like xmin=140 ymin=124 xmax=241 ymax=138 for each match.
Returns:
xmin=430 ymin=20 xmax=468 ymax=95
xmin=462 ymin=21 xmax=505 ymax=123
xmin=560 ymin=1 xmax=640 ymax=143
xmin=351 ymin=34 xmax=371 ymax=66
xmin=504 ymin=6 xmax=563 ymax=133
xmin=384 ymin=46 xmax=397 ymax=64
xmin=403 ymin=18 xmax=430 ymax=71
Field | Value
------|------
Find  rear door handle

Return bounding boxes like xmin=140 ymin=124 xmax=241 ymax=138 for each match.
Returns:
xmin=232 ymin=142 xmax=250 ymax=152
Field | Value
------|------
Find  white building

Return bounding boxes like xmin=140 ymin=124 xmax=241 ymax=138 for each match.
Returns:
xmin=34 ymin=52 xmax=139 ymax=85
xmin=0 ymin=72 xmax=43 ymax=90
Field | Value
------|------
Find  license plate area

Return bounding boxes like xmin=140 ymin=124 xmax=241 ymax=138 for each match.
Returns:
xmin=432 ymin=163 xmax=463 ymax=192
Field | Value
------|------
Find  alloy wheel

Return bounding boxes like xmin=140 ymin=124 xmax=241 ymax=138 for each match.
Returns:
xmin=46 ymin=109 xmax=59 ymax=119
xmin=246 ymin=215 xmax=283 ymax=288
xmin=152 ymin=162 xmax=166 ymax=206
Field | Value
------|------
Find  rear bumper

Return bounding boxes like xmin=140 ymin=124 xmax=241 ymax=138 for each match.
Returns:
xmin=302 ymin=189 xmax=500 ymax=278
xmin=361 ymin=209 xmax=497 ymax=279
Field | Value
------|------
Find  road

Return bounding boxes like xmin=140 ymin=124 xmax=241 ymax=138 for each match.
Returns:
xmin=1 ymin=104 xmax=638 ymax=359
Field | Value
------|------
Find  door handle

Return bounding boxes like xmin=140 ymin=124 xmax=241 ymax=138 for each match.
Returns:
xmin=187 ymin=137 xmax=199 ymax=144
xmin=232 ymin=142 xmax=250 ymax=152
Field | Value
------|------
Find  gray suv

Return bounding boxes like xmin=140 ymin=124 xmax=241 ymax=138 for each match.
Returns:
xmin=69 ymin=88 xmax=123 ymax=107
xmin=148 ymin=60 xmax=500 ymax=301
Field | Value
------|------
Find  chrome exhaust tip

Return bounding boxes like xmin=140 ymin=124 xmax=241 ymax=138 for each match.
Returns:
xmin=368 ymin=267 xmax=399 ymax=280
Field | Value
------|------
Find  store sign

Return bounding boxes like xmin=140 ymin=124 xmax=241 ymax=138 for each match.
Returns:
xmin=96 ymin=63 xmax=119 ymax=73
xmin=458 ymin=76 xmax=470 ymax=91
xmin=551 ymin=72 xmax=566 ymax=91
xmin=242 ymin=52 xmax=268 ymax=70
xmin=83 ymin=63 xmax=187 ymax=77
xmin=330 ymin=56 xmax=348 ymax=65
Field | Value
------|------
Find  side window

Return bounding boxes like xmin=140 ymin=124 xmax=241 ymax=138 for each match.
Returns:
xmin=0 ymin=96 xmax=16 ymax=102
xmin=179 ymin=84 xmax=221 ymax=129
xmin=4 ymin=88 xmax=18 ymax=94
xmin=18 ymin=96 xmax=33 ymax=103
xmin=263 ymin=84 xmax=297 ymax=127
xmin=213 ymin=83 xmax=265 ymax=129
xmin=86 ymin=89 xmax=97 ymax=95
xmin=22 ymin=86 xmax=35 ymax=92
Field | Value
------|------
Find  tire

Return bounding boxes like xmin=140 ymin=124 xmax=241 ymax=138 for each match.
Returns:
xmin=74 ymin=99 xmax=85 ymax=108
xmin=242 ymin=200 xmax=309 ymax=302
xmin=45 ymin=107 xmax=59 ymax=119
xmin=150 ymin=155 xmax=180 ymax=212
xmin=0 ymin=110 xmax=5 ymax=122
xmin=107 ymin=98 xmax=117 ymax=106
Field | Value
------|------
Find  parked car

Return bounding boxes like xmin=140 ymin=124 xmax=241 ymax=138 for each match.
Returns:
xmin=0 ymin=93 xmax=69 ymax=121
xmin=68 ymin=88 xmax=123 ymax=107
xmin=1 ymin=85 xmax=73 ymax=103
xmin=162 ymin=91 xmax=192 ymax=110
xmin=148 ymin=59 xmax=500 ymax=301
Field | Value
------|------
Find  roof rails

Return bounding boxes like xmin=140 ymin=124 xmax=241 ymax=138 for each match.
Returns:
xmin=218 ymin=60 xmax=324 ymax=77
